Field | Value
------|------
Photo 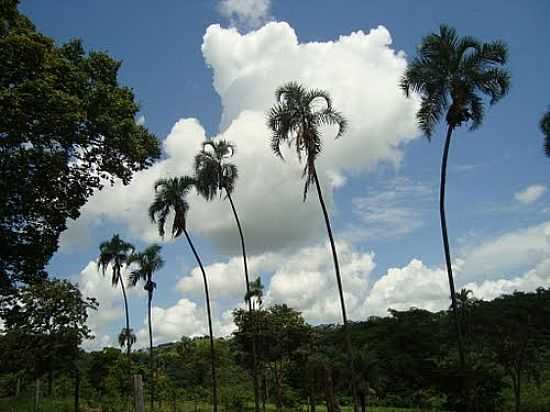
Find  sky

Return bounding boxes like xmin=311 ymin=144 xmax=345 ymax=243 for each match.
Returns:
xmin=20 ymin=0 xmax=550 ymax=350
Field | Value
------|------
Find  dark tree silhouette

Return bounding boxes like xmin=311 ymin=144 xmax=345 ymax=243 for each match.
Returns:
xmin=128 ymin=244 xmax=164 ymax=412
xmin=267 ymin=82 xmax=358 ymax=411
xmin=97 ymin=234 xmax=136 ymax=364
xmin=401 ymin=25 xmax=510 ymax=373
xmin=149 ymin=176 xmax=218 ymax=412
xmin=194 ymin=139 xmax=261 ymax=412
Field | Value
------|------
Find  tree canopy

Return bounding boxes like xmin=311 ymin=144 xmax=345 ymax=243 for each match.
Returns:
xmin=0 ymin=0 xmax=160 ymax=292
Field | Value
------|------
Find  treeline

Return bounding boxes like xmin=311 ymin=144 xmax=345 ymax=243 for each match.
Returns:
xmin=1 ymin=288 xmax=549 ymax=412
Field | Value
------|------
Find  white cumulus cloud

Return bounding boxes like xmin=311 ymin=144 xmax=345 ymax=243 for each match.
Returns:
xmin=514 ymin=184 xmax=546 ymax=205
xmin=75 ymin=260 xmax=143 ymax=350
xmin=61 ymin=22 xmax=419 ymax=257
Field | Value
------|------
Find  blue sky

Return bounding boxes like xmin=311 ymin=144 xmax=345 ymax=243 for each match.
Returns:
xmin=21 ymin=0 xmax=550 ymax=349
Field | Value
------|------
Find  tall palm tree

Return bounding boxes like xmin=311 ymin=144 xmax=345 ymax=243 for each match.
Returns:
xmin=541 ymin=109 xmax=550 ymax=156
xmin=245 ymin=276 xmax=264 ymax=311
xmin=194 ymin=139 xmax=261 ymax=412
xmin=267 ymin=82 xmax=358 ymax=411
xmin=149 ymin=176 xmax=218 ymax=412
xmin=97 ymin=234 xmax=135 ymax=364
xmin=400 ymin=25 xmax=510 ymax=370
xmin=128 ymin=244 xmax=164 ymax=412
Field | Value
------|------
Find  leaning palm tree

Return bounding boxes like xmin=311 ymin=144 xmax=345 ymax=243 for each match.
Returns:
xmin=128 ymin=244 xmax=164 ymax=412
xmin=97 ymin=234 xmax=135 ymax=364
xmin=267 ymin=81 xmax=358 ymax=411
xmin=149 ymin=176 xmax=218 ymax=412
xmin=401 ymin=25 xmax=510 ymax=370
xmin=541 ymin=109 xmax=550 ymax=156
xmin=194 ymin=139 xmax=260 ymax=412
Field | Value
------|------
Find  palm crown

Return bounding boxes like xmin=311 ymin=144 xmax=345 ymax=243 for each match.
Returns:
xmin=267 ymin=81 xmax=347 ymax=199
xmin=97 ymin=234 xmax=135 ymax=286
xmin=194 ymin=140 xmax=239 ymax=200
xmin=400 ymin=24 xmax=510 ymax=137
xmin=149 ymin=176 xmax=196 ymax=238
xmin=244 ymin=276 xmax=264 ymax=308
xmin=128 ymin=244 xmax=164 ymax=293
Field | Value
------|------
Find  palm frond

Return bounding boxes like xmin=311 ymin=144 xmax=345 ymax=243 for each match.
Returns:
xmin=150 ymin=177 xmax=194 ymax=239
xmin=128 ymin=268 xmax=143 ymax=287
xmin=417 ymin=86 xmax=448 ymax=138
xmin=317 ymin=110 xmax=347 ymax=139
xmin=268 ymin=81 xmax=348 ymax=200
xmin=194 ymin=140 xmax=238 ymax=200
xmin=148 ymin=196 xmax=170 ymax=238
xmin=221 ymin=163 xmax=239 ymax=196
xmin=541 ymin=110 xmax=550 ymax=157
xmin=467 ymin=93 xmax=485 ymax=130
xmin=402 ymin=25 xmax=509 ymax=134
xmin=98 ymin=234 xmax=135 ymax=285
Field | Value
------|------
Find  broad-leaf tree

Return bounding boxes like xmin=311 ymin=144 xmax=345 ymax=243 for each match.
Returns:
xmin=128 ymin=244 xmax=164 ymax=412
xmin=267 ymin=82 xmax=358 ymax=411
xmin=149 ymin=176 xmax=219 ymax=412
xmin=97 ymin=234 xmax=135 ymax=364
xmin=194 ymin=139 xmax=261 ymax=412
xmin=0 ymin=278 xmax=97 ymax=411
xmin=0 ymin=1 xmax=160 ymax=293
xmin=400 ymin=25 xmax=510 ymax=371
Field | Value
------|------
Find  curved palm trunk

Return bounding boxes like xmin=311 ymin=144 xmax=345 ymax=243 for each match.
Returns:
xmin=440 ymin=125 xmax=466 ymax=371
xmin=226 ymin=191 xmax=260 ymax=412
xmin=312 ymin=165 xmax=359 ymax=412
xmin=147 ymin=289 xmax=154 ymax=412
xmin=118 ymin=268 xmax=132 ymax=362
xmin=183 ymin=229 xmax=218 ymax=412
xmin=118 ymin=269 xmax=133 ymax=412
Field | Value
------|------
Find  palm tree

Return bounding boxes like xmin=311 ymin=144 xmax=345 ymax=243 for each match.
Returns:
xmin=541 ymin=109 xmax=550 ymax=156
xmin=149 ymin=176 xmax=218 ymax=412
xmin=118 ymin=327 xmax=137 ymax=351
xmin=245 ymin=276 xmax=264 ymax=311
xmin=97 ymin=234 xmax=135 ymax=364
xmin=401 ymin=25 xmax=510 ymax=370
xmin=194 ymin=139 xmax=261 ymax=412
xmin=128 ymin=244 xmax=164 ymax=412
xmin=267 ymin=81 xmax=358 ymax=411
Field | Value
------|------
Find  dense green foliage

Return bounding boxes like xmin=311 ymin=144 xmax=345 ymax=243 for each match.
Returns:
xmin=1 ymin=289 xmax=549 ymax=411
xmin=0 ymin=278 xmax=97 ymax=386
xmin=0 ymin=0 xmax=160 ymax=292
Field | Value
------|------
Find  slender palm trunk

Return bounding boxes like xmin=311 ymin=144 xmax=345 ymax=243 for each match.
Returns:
xmin=183 ymin=229 xmax=218 ymax=412
xmin=119 ymin=269 xmax=132 ymax=362
xmin=226 ymin=191 xmax=260 ymax=412
xmin=439 ymin=125 xmax=466 ymax=370
xmin=312 ymin=165 xmax=358 ymax=412
xmin=118 ymin=268 xmax=133 ymax=412
xmin=147 ymin=289 xmax=154 ymax=412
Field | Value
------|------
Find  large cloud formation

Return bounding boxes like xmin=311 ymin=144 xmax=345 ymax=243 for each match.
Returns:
xmin=66 ymin=22 xmax=550 ymax=349
xmin=60 ymin=22 xmax=419 ymax=257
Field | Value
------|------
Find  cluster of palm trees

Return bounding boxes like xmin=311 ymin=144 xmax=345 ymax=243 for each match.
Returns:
xmin=96 ymin=25 xmax=513 ymax=412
